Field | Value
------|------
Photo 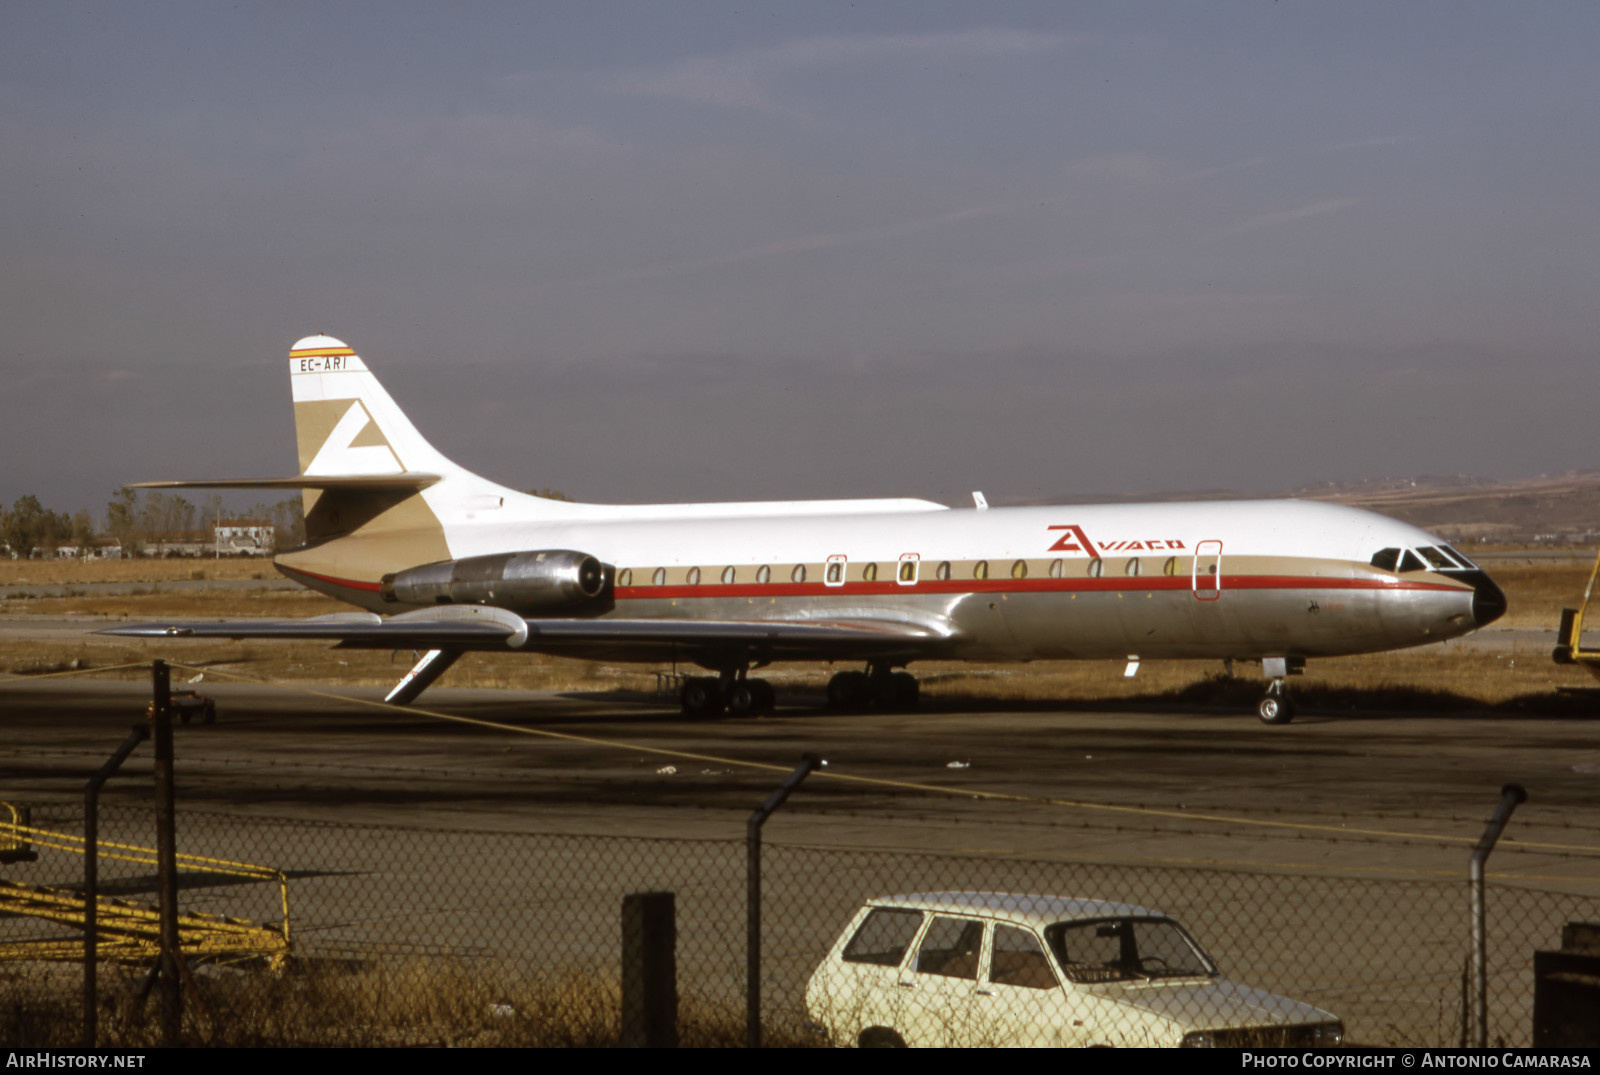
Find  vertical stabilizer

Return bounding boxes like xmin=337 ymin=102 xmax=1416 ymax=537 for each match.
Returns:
xmin=290 ymin=336 xmax=460 ymax=480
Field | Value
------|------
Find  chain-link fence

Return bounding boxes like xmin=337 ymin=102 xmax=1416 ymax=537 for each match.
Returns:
xmin=1 ymin=799 xmax=1593 ymax=1047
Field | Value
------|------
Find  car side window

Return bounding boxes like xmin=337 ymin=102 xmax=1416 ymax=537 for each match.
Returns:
xmin=989 ymin=924 xmax=1056 ymax=989
xmin=915 ymin=916 xmax=984 ymax=980
xmin=842 ymin=908 xmax=923 ymax=967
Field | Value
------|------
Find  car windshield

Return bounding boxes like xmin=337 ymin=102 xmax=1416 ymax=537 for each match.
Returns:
xmin=1045 ymin=916 xmax=1217 ymax=983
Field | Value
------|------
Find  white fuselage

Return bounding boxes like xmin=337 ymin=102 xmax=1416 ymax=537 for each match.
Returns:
xmin=293 ymin=491 xmax=1491 ymax=664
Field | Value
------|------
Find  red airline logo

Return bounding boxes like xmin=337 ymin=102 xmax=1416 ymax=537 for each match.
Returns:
xmin=1047 ymin=525 xmax=1098 ymax=556
xmin=1048 ymin=525 xmax=1185 ymax=555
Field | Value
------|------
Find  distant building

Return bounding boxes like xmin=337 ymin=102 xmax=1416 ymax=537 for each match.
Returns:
xmin=141 ymin=529 xmax=214 ymax=557
xmin=213 ymin=519 xmax=275 ymax=555
xmin=53 ymin=543 xmax=122 ymax=560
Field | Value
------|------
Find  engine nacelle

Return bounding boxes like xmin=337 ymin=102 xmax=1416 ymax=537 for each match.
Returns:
xmin=381 ymin=549 xmax=610 ymax=614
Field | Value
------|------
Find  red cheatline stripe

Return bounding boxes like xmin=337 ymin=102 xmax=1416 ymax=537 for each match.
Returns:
xmin=280 ymin=567 xmax=1466 ymax=603
xmin=290 ymin=347 xmax=356 ymax=358
xmin=279 ymin=566 xmax=383 ymax=592
xmin=615 ymin=574 xmax=1466 ymax=602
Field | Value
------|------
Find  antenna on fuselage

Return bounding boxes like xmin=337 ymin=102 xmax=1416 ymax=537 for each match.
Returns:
xmin=972 ymin=491 xmax=988 ymax=510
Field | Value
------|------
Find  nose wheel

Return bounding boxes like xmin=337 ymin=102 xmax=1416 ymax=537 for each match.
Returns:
xmin=1257 ymin=678 xmax=1296 ymax=724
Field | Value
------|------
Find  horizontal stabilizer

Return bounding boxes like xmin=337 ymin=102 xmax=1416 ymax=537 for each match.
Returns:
xmin=129 ymin=474 xmax=440 ymax=491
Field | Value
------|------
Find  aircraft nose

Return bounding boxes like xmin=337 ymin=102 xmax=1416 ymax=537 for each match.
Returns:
xmin=1467 ymin=571 xmax=1507 ymax=627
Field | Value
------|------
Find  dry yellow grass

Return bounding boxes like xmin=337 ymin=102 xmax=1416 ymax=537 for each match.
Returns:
xmin=5 ymin=959 xmax=797 ymax=1048
xmin=0 ymin=558 xmax=276 ymax=585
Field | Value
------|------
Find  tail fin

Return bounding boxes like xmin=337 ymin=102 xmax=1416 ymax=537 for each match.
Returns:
xmin=285 ymin=335 xmax=533 ymax=551
xmin=290 ymin=335 xmax=458 ymax=480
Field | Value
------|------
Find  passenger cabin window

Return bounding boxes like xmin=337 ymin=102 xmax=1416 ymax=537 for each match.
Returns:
xmin=652 ymin=567 xmax=666 ymax=586
xmin=720 ymin=566 xmax=736 ymax=584
xmin=1125 ymin=558 xmax=1141 ymax=577
xmin=756 ymin=564 xmax=771 ymax=584
xmin=1011 ymin=559 xmax=1028 ymax=580
xmin=1048 ymin=559 xmax=1064 ymax=579
xmin=686 ymin=567 xmax=701 ymax=585
xmin=936 ymin=561 xmax=951 ymax=581
xmin=1087 ymin=558 xmax=1103 ymax=578
xmin=1162 ymin=557 xmax=1177 ymax=577
xmin=618 ymin=568 xmax=632 ymax=587
xmin=825 ymin=556 xmax=846 ymax=586
xmin=791 ymin=564 xmax=806 ymax=584
xmin=862 ymin=562 xmax=878 ymax=583
xmin=973 ymin=560 xmax=989 ymax=580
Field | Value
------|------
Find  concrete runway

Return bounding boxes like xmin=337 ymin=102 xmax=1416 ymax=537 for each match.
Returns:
xmin=2 ymin=674 xmax=1597 ymax=894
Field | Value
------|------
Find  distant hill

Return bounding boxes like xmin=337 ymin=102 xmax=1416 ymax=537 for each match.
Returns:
xmin=1292 ymin=472 xmax=1600 ymax=545
xmin=1015 ymin=472 xmax=1600 ymax=545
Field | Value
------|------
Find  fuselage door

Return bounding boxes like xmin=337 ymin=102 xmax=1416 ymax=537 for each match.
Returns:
xmin=1193 ymin=540 xmax=1222 ymax=601
xmin=825 ymin=554 xmax=848 ymax=588
xmin=897 ymin=553 xmax=921 ymax=586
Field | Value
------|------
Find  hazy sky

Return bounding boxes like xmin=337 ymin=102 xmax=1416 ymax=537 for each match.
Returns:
xmin=5 ymin=2 xmax=1600 ymax=518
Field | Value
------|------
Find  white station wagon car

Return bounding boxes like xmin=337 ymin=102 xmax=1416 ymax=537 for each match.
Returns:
xmin=805 ymin=892 xmax=1344 ymax=1048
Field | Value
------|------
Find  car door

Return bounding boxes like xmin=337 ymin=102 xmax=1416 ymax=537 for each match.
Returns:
xmin=970 ymin=922 xmax=1070 ymax=1047
xmin=896 ymin=914 xmax=988 ymax=1046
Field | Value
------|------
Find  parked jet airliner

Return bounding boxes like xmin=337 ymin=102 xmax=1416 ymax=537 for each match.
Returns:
xmin=105 ymin=335 xmax=1506 ymax=723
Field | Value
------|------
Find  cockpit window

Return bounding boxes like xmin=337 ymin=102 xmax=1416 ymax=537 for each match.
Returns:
xmin=1442 ymin=545 xmax=1477 ymax=569
xmin=1399 ymin=550 xmax=1426 ymax=573
xmin=1418 ymin=547 xmax=1455 ymax=570
xmin=1371 ymin=548 xmax=1401 ymax=572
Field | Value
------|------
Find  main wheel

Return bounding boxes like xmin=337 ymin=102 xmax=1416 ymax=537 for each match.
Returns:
xmin=873 ymin=671 xmax=920 ymax=710
xmin=680 ymin=677 xmax=725 ymax=717
xmin=826 ymin=671 xmax=873 ymax=710
xmin=725 ymin=682 xmax=756 ymax=717
xmin=1257 ymin=694 xmax=1296 ymax=725
xmin=748 ymin=678 xmax=776 ymax=715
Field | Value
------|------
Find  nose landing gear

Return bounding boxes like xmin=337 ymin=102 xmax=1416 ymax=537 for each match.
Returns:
xmin=1256 ymin=657 xmax=1303 ymax=725
xmin=1257 ymin=679 xmax=1296 ymax=724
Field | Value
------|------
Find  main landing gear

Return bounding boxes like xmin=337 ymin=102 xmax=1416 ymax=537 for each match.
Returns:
xmin=1256 ymin=656 xmax=1304 ymax=725
xmin=679 ymin=660 xmax=922 ymax=718
xmin=679 ymin=671 xmax=776 ymax=718
xmin=825 ymin=663 xmax=919 ymax=712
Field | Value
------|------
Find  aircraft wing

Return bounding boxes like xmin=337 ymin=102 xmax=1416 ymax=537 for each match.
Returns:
xmin=98 ymin=606 xmax=951 ymax=662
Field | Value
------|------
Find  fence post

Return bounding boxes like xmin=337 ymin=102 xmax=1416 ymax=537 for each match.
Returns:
xmin=82 ymin=722 xmax=150 ymax=1047
xmin=746 ymin=754 xmax=822 ymax=1049
xmin=620 ymin=891 xmax=677 ymax=1047
xmin=1469 ymin=783 xmax=1526 ymax=1048
xmin=151 ymin=659 xmax=183 ymax=1046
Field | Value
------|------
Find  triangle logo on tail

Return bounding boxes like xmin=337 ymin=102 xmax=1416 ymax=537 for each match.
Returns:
xmin=305 ymin=401 xmax=404 ymax=476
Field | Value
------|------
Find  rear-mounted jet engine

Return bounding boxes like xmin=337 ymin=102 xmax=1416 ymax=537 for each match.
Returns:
xmin=381 ymin=549 xmax=609 ymax=614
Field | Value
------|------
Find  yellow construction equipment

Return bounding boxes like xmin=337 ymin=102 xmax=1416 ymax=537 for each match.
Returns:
xmin=0 ymin=813 xmax=289 ymax=968
xmin=1554 ymin=548 xmax=1600 ymax=680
